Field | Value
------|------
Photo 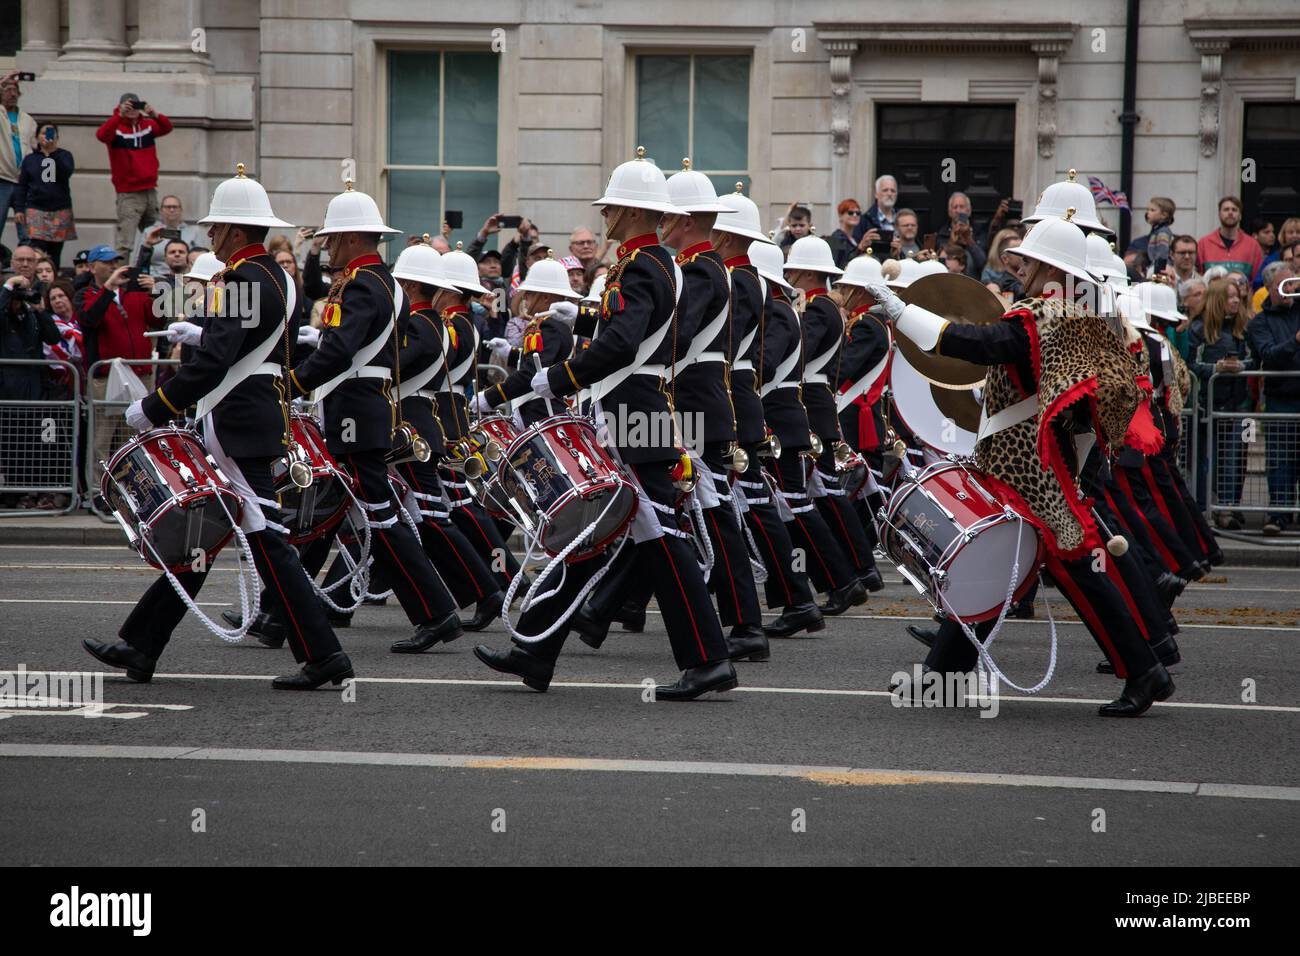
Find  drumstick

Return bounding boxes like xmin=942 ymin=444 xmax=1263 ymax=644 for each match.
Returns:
xmin=532 ymin=353 xmax=555 ymax=418
xmin=143 ymin=330 xmax=174 ymax=338
xmin=1091 ymin=506 xmax=1130 ymax=556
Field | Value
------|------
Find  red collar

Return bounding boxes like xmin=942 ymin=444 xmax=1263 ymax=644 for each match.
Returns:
xmin=228 ymin=243 xmax=267 ymax=265
xmin=441 ymin=304 xmax=469 ymax=318
xmin=1041 ymin=287 xmax=1059 ymax=300
xmin=723 ymin=255 xmax=750 ymax=269
xmin=675 ymin=241 xmax=713 ymax=264
xmin=849 ymin=304 xmax=873 ymax=318
xmin=805 ymin=287 xmax=828 ymax=301
xmin=346 ymin=253 xmax=384 ymax=274
xmin=410 ymin=301 xmax=433 ymax=313
xmin=616 ymin=233 xmax=659 ymax=260
xmin=772 ymin=286 xmax=789 ymax=301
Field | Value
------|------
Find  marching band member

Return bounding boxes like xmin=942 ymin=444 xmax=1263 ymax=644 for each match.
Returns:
xmin=473 ymin=148 xmax=739 ymax=701
xmin=870 ymin=211 xmax=1176 ymax=716
xmin=285 ymin=182 xmax=462 ymax=654
xmin=781 ymin=235 xmax=874 ymax=612
xmin=84 ymin=165 xmax=353 ymax=690
xmin=436 ymin=243 xmax=524 ymax=593
xmin=747 ymin=238 xmax=824 ymax=636
xmin=390 ymin=242 xmax=506 ymax=632
xmin=710 ymin=188 xmax=822 ymax=637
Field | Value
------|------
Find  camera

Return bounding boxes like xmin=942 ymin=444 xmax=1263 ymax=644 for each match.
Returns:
xmin=445 ymin=210 xmax=464 ymax=230
xmin=8 ymin=286 xmax=41 ymax=303
xmin=497 ymin=215 xmax=523 ymax=228
xmin=158 ymin=227 xmax=182 ymax=241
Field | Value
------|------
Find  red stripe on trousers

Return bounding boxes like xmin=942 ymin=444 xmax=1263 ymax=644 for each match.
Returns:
xmin=1101 ymin=551 xmax=1152 ymax=643
xmin=748 ymin=511 xmax=794 ymax=606
xmin=1045 ymin=551 xmax=1128 ymax=679
xmin=658 ymin=536 xmax=708 ymax=660
xmin=406 ymin=463 xmax=485 ymax=600
xmin=1114 ymin=467 xmax=1180 ymax=572
xmin=348 ymin=455 xmax=433 ymax=620
xmin=253 ymin=534 xmax=311 ymax=662
xmin=1140 ymin=461 xmax=1188 ymax=548
xmin=1147 ymin=458 xmax=1211 ymax=552
xmin=772 ymin=463 xmax=835 ymax=585
xmin=706 ymin=509 xmax=744 ymax=622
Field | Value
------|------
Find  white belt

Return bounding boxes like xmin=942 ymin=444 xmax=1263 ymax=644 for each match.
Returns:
xmin=977 ymin=394 xmax=1038 ymax=442
xmin=733 ymin=359 xmax=754 ymax=372
xmin=694 ymin=351 xmax=725 ymax=365
xmin=764 ymin=381 xmax=799 ymax=392
xmin=633 ymin=364 xmax=666 ymax=378
xmin=804 ymin=373 xmax=829 ymax=385
xmin=349 ymin=365 xmax=391 ymax=380
xmin=415 ymin=388 xmax=441 ymax=402
xmin=252 ymin=362 xmax=279 ymax=376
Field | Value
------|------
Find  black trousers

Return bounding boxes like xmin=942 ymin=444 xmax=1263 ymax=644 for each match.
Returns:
xmin=811 ymin=455 xmax=878 ymax=577
xmin=770 ymin=454 xmax=854 ymax=594
xmin=297 ymin=451 xmax=455 ymax=627
xmin=441 ymin=467 xmax=521 ymax=589
xmin=512 ymin=462 xmax=728 ymax=671
xmin=1114 ymin=463 xmax=1201 ymax=578
xmin=735 ymin=449 xmax=814 ymax=611
xmin=926 ymin=549 xmax=1159 ymax=680
xmin=121 ymin=456 xmax=342 ymax=664
xmin=1147 ymin=454 xmax=1221 ymax=563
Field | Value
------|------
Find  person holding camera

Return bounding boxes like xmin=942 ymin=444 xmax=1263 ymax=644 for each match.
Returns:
xmin=935 ymin=191 xmax=988 ymax=279
xmin=0 ymin=75 xmax=37 ymax=246
xmin=0 ymin=271 xmax=60 ymax=508
xmin=14 ymin=124 xmax=75 ymax=270
xmin=96 ymin=93 xmax=173 ymax=258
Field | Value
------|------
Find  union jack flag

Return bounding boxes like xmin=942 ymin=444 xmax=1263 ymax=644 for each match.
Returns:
xmin=1087 ymin=175 xmax=1131 ymax=211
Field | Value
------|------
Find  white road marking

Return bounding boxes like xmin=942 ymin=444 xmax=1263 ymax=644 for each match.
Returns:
xmin=5 ymin=670 xmax=1298 ymax=713
xmin=1 ymin=742 xmax=1296 ymax=802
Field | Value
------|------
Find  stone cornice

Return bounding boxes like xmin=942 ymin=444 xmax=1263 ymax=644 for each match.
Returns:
xmin=1185 ymin=17 xmax=1300 ymax=51
xmin=815 ymin=22 xmax=1075 ymax=55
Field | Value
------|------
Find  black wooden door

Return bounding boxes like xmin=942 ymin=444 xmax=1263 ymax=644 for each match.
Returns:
xmin=875 ymin=104 xmax=1016 ymax=240
xmin=1242 ymin=103 xmax=1300 ymax=227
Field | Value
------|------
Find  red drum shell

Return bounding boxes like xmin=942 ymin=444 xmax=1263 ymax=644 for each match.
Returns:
xmin=101 ymin=426 xmax=243 ymax=573
xmin=881 ymin=462 xmax=1043 ymax=623
xmin=503 ymin=414 xmax=636 ymax=562
xmin=273 ymin=412 xmax=354 ymax=546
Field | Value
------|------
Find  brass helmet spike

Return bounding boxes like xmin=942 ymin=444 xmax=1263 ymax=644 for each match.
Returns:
xmin=456 ymin=240 xmax=464 ymax=251
xmin=864 ymin=246 xmax=873 ymax=258
xmin=768 ymin=229 xmax=776 ymax=240
xmin=546 ymin=248 xmax=556 ymax=259
xmin=235 ymin=162 xmax=247 ymax=178
xmin=422 ymin=233 xmax=431 ymax=243
xmin=682 ymin=157 xmax=692 ymax=171
xmin=344 ymin=178 xmax=355 ymax=192
xmin=1064 ymin=206 xmax=1077 ymax=223
xmin=735 ymin=182 xmax=745 ymax=194
xmin=1067 ymin=168 xmax=1077 ymax=182
xmin=809 ymin=225 xmax=817 ymax=236
xmin=635 ymin=145 xmax=646 ymax=160
xmin=1109 ymin=240 xmax=1118 ymax=252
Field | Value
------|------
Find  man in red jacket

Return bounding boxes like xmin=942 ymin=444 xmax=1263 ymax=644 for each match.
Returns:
xmin=95 ymin=93 xmax=173 ymax=258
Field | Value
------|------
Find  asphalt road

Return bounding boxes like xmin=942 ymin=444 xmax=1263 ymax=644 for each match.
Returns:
xmin=2 ymin=543 xmax=1297 ymax=866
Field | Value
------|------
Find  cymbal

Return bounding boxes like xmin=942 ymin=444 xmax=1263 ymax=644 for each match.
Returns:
xmin=896 ymin=272 xmax=1004 ymax=388
xmin=930 ymin=381 xmax=983 ymax=434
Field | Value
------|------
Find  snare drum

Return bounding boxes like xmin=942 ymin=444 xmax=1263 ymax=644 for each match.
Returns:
xmin=272 ymin=411 xmax=354 ymax=545
xmin=880 ymin=461 xmax=1043 ymax=622
xmin=101 ymin=426 xmax=244 ymax=573
xmin=502 ymin=414 xmax=636 ymax=561
xmin=470 ymin=414 xmax=521 ymax=519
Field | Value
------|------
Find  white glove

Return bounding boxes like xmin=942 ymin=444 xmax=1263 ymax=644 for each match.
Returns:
xmin=472 ymin=392 xmax=494 ymax=415
xmin=530 ymin=368 xmax=555 ymax=399
xmin=487 ymin=336 xmax=511 ymax=366
xmin=124 ymin=400 xmax=153 ymax=432
xmin=165 ymin=320 xmax=204 ymax=346
xmin=865 ymin=283 xmax=906 ymax=323
xmin=296 ymin=325 xmax=321 ymax=347
xmin=549 ymin=301 xmax=578 ymax=325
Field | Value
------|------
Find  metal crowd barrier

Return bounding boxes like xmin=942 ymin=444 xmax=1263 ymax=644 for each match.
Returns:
xmin=85 ymin=358 xmax=180 ymax=520
xmin=0 ymin=359 xmax=82 ymax=516
xmin=1205 ymin=370 xmax=1300 ymax=541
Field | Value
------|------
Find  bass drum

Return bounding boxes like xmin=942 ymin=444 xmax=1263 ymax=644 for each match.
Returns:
xmin=890 ymin=350 xmax=978 ymax=458
xmin=880 ymin=461 xmax=1042 ymax=623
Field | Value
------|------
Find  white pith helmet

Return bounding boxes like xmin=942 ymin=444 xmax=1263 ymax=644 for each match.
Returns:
xmin=1003 ymin=211 xmax=1099 ymax=286
xmin=1022 ymin=169 xmax=1113 ymax=235
xmin=784 ymin=234 xmax=843 ymax=277
xmin=1133 ymin=280 xmax=1185 ymax=325
xmin=315 ymin=179 xmax=399 ymax=237
xmin=885 ymin=257 xmax=924 ymax=289
xmin=917 ymin=258 xmax=947 ymax=277
xmin=835 ymin=254 xmax=884 ymax=289
xmin=183 ymin=252 xmax=225 ymax=281
xmin=592 ymin=146 xmax=684 ymax=215
xmin=1085 ymin=233 xmax=1126 ymax=280
xmin=583 ymin=273 xmax=607 ymax=304
xmin=712 ymin=182 xmax=773 ymax=243
xmin=391 ymin=244 xmax=459 ymax=292
xmin=665 ymin=158 xmax=737 ymax=214
xmin=440 ymin=241 xmax=489 ymax=295
xmin=515 ymin=255 xmax=582 ymax=299
xmin=1115 ymin=289 xmax=1154 ymax=332
xmin=199 ymin=163 xmax=292 ymax=228
xmin=748 ymin=239 xmax=795 ymax=294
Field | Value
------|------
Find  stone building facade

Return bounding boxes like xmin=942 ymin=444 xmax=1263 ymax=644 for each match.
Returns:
xmin=9 ymin=0 xmax=1300 ymax=258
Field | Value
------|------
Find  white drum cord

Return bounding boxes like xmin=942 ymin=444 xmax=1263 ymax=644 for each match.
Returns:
xmin=309 ymin=466 xmax=379 ymax=614
xmin=142 ymin=491 xmax=259 ymax=645
xmin=686 ymin=490 xmax=716 ymax=579
xmin=502 ymin=491 xmax=629 ymax=645
xmin=728 ymin=485 xmax=768 ymax=584
xmin=937 ymin=509 xmax=1059 ymax=695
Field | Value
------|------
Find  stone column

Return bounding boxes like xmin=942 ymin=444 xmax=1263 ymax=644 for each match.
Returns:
xmin=17 ymin=0 xmax=61 ymax=73
xmin=1030 ymin=40 xmax=1071 ymax=160
xmin=129 ymin=0 xmax=212 ymax=73
xmin=825 ymin=40 xmax=859 ymax=211
xmin=54 ymin=0 xmax=129 ymax=68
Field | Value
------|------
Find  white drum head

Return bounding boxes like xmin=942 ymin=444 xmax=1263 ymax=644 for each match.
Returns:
xmin=891 ymin=350 xmax=977 ymax=457
xmin=943 ymin=518 xmax=1039 ymax=619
